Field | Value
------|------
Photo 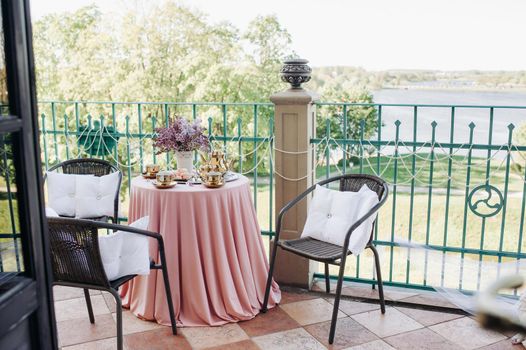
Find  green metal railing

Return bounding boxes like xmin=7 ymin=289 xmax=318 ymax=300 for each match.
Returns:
xmin=3 ymin=99 xmax=526 ymax=295
xmin=37 ymin=100 xmax=275 ymax=234
xmin=314 ymin=102 xmax=526 ymax=293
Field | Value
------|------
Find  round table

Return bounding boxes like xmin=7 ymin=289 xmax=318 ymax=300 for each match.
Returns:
xmin=120 ymin=175 xmax=281 ymax=326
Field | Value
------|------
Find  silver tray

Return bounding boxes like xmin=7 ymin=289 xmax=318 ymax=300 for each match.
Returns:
xmin=224 ymin=172 xmax=240 ymax=182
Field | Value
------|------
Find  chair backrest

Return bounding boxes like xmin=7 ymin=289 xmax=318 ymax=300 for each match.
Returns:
xmin=337 ymin=174 xmax=387 ymax=200
xmin=317 ymin=174 xmax=388 ymax=242
xmin=47 ymin=217 xmax=110 ymax=288
xmin=45 ymin=158 xmax=122 ymax=222
xmin=47 ymin=158 xmax=118 ymax=177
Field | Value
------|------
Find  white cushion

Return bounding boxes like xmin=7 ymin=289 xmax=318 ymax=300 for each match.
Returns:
xmin=75 ymin=172 xmax=120 ymax=219
xmin=301 ymin=184 xmax=379 ymax=255
xmin=45 ymin=207 xmax=59 ymax=217
xmin=98 ymin=216 xmax=151 ymax=281
xmin=47 ymin=172 xmax=93 ymax=217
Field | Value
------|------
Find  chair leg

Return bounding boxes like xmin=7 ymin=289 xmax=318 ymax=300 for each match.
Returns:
xmin=261 ymin=240 xmax=279 ymax=313
xmin=160 ymin=264 xmax=177 ymax=335
xmin=370 ymin=245 xmax=386 ymax=313
xmin=110 ymin=289 xmax=123 ymax=350
xmin=83 ymin=288 xmax=95 ymax=324
xmin=324 ymin=263 xmax=331 ymax=293
xmin=328 ymin=259 xmax=347 ymax=345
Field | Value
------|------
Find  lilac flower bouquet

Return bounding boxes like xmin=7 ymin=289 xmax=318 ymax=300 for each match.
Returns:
xmin=153 ymin=116 xmax=210 ymax=154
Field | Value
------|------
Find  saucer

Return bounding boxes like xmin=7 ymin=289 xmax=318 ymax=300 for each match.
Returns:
xmin=203 ymin=182 xmax=224 ymax=188
xmin=153 ymin=181 xmax=176 ymax=189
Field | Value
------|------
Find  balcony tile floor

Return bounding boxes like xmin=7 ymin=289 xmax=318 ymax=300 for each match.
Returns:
xmin=54 ymin=285 xmax=524 ymax=350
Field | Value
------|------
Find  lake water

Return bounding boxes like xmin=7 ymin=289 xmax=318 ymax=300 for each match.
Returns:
xmin=370 ymin=89 xmax=526 ymax=155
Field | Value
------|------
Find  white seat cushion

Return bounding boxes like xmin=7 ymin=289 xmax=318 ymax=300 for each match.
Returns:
xmin=75 ymin=172 xmax=120 ymax=219
xmin=301 ymin=184 xmax=379 ymax=255
xmin=45 ymin=206 xmax=59 ymax=217
xmin=47 ymin=172 xmax=94 ymax=217
xmin=98 ymin=216 xmax=150 ymax=281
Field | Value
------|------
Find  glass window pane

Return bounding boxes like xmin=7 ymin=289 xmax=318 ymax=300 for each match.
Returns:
xmin=0 ymin=132 xmax=23 ymax=290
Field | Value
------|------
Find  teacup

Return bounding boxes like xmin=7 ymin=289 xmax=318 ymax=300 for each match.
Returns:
xmin=156 ymin=171 xmax=173 ymax=185
xmin=145 ymin=164 xmax=160 ymax=175
xmin=203 ymin=171 xmax=224 ymax=187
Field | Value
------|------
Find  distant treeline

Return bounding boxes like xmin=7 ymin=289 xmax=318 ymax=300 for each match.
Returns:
xmin=309 ymin=66 xmax=526 ymax=91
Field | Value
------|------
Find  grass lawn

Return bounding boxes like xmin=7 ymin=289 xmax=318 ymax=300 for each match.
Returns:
xmin=316 ymin=153 xmax=524 ymax=192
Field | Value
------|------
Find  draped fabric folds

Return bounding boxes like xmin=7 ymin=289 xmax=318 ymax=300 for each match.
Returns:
xmin=121 ymin=176 xmax=281 ymax=326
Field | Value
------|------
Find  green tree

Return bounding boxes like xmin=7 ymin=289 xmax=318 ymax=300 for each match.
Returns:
xmin=317 ymin=86 xmax=379 ymax=166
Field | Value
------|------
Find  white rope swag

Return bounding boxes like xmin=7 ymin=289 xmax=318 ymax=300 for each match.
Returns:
xmin=44 ymin=126 xmax=526 ymax=188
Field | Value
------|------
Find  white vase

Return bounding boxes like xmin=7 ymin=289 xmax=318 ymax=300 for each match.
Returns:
xmin=175 ymin=151 xmax=193 ymax=171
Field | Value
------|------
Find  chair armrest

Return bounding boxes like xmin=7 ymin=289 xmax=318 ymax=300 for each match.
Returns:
xmin=274 ymin=186 xmax=315 ymax=243
xmin=63 ymin=218 xmax=169 ymax=268
xmin=63 ymin=218 xmax=163 ymax=241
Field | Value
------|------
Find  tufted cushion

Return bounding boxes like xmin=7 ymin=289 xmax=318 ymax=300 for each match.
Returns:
xmin=75 ymin=172 xmax=120 ymax=219
xmin=301 ymin=184 xmax=379 ymax=255
xmin=47 ymin=172 xmax=94 ymax=217
xmin=98 ymin=216 xmax=150 ymax=281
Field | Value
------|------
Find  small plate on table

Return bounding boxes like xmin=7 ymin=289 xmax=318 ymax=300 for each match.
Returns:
xmin=152 ymin=181 xmax=176 ymax=189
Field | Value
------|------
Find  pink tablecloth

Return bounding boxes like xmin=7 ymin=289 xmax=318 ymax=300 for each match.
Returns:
xmin=121 ymin=175 xmax=281 ymax=326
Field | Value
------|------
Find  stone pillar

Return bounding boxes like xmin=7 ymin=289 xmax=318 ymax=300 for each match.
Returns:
xmin=271 ymin=62 xmax=319 ymax=288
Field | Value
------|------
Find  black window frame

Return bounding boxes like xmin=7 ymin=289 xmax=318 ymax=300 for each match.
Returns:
xmin=0 ymin=0 xmax=57 ymax=349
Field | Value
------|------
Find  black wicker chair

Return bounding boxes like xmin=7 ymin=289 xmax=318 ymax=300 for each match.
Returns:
xmin=261 ymin=174 xmax=389 ymax=344
xmin=45 ymin=158 xmax=122 ymax=223
xmin=47 ymin=217 xmax=177 ymax=350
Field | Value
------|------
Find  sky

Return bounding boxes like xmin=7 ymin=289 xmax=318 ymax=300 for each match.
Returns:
xmin=29 ymin=0 xmax=526 ymax=71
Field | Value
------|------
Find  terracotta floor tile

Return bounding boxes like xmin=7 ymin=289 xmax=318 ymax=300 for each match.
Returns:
xmin=180 ymin=323 xmax=249 ymax=349
xmin=384 ymin=328 xmax=462 ymax=350
xmin=281 ymin=298 xmax=345 ymax=326
xmin=327 ymin=298 xmax=382 ymax=316
xmin=339 ymin=285 xmax=418 ymax=302
xmin=54 ymin=295 xmax=109 ymax=322
xmin=395 ymin=306 xmax=464 ymax=326
xmin=112 ymin=310 xmax=164 ymax=335
xmin=252 ymin=327 xmax=326 ymax=350
xmin=343 ymin=339 xmax=395 ymax=350
xmin=57 ymin=314 xmax=116 ymax=347
xmin=61 ymin=337 xmax=121 ymax=350
xmin=239 ymin=306 xmax=300 ymax=337
xmin=351 ymin=307 xmax=423 ymax=338
xmin=383 ymin=289 xmax=419 ymax=301
xmin=311 ymin=280 xmax=336 ymax=293
xmin=477 ymin=339 xmax=526 ymax=350
xmin=280 ymin=290 xmax=318 ymax=304
xmin=429 ymin=317 xmax=507 ymax=349
xmin=402 ymin=293 xmax=457 ymax=308
xmin=53 ymin=286 xmax=100 ymax=301
xmin=304 ymin=317 xmax=379 ymax=350
xmin=124 ymin=327 xmax=191 ymax=350
xmin=102 ymin=292 xmax=117 ymax=313
xmin=341 ymin=286 xmax=383 ymax=300
xmin=203 ymin=339 xmax=260 ymax=350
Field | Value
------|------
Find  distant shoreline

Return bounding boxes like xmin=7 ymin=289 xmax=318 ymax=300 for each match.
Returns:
xmin=380 ymin=85 xmax=526 ymax=93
